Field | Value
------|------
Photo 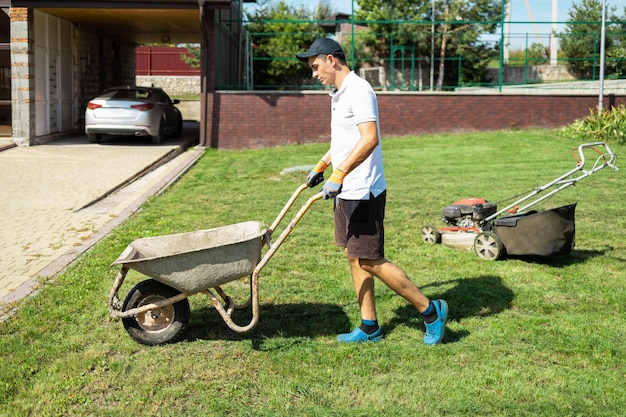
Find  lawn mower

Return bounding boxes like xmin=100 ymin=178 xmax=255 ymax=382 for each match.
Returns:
xmin=420 ymin=142 xmax=618 ymax=260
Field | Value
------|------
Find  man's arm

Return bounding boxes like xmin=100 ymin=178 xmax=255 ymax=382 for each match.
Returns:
xmin=321 ymin=121 xmax=378 ymax=199
xmin=336 ymin=121 xmax=378 ymax=174
xmin=306 ymin=148 xmax=332 ymax=188
xmin=320 ymin=149 xmax=332 ymax=165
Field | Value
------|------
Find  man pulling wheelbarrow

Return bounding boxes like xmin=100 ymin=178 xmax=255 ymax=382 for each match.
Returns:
xmin=296 ymin=38 xmax=448 ymax=345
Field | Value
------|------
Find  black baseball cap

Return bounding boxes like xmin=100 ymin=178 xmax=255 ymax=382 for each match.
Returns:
xmin=296 ymin=38 xmax=346 ymax=62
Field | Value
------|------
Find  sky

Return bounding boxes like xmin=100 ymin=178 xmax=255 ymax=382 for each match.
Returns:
xmin=245 ymin=0 xmax=584 ymax=49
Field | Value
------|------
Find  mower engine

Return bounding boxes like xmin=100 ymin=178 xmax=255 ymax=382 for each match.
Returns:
xmin=442 ymin=198 xmax=497 ymax=228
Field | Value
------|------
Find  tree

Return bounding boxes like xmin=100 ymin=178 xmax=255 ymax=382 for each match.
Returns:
xmin=355 ymin=0 xmax=504 ymax=90
xmin=241 ymin=0 xmax=509 ymax=90
xmin=244 ymin=0 xmax=332 ymax=89
xmin=181 ymin=45 xmax=200 ymax=69
xmin=558 ymin=0 xmax=625 ymax=78
xmin=606 ymin=4 xmax=626 ymax=77
xmin=527 ymin=42 xmax=549 ymax=65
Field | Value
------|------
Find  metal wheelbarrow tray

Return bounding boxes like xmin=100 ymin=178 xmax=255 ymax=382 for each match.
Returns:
xmin=111 ymin=221 xmax=266 ymax=293
xmin=108 ymin=182 xmax=324 ymax=346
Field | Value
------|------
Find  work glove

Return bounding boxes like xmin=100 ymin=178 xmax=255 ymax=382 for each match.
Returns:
xmin=322 ymin=168 xmax=346 ymax=199
xmin=306 ymin=159 xmax=328 ymax=188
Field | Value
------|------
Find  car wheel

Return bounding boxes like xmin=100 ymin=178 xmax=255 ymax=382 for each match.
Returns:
xmin=173 ymin=116 xmax=183 ymax=138
xmin=151 ymin=119 xmax=165 ymax=144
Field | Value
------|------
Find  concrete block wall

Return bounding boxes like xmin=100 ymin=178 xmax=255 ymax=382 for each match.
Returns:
xmin=72 ymin=30 xmax=136 ymax=131
xmin=73 ymin=29 xmax=100 ymax=129
xmin=117 ymin=42 xmax=136 ymax=86
xmin=175 ymin=100 xmax=201 ymax=122
xmin=486 ymin=65 xmax=577 ymax=84
xmin=136 ymin=75 xmax=201 ymax=97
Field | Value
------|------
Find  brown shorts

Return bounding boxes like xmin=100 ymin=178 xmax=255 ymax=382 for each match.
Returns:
xmin=334 ymin=191 xmax=386 ymax=259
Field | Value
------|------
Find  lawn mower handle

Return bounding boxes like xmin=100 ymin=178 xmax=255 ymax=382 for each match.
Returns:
xmin=575 ymin=142 xmax=618 ymax=172
xmin=482 ymin=142 xmax=618 ymax=223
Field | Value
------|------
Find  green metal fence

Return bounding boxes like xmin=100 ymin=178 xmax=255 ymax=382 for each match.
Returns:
xmin=217 ymin=17 xmax=626 ymax=92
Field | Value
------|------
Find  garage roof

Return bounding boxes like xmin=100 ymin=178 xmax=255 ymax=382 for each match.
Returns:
xmin=9 ymin=0 xmax=252 ymax=44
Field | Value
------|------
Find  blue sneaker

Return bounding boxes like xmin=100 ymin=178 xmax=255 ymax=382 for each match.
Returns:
xmin=336 ymin=326 xmax=384 ymax=343
xmin=423 ymin=299 xmax=448 ymax=345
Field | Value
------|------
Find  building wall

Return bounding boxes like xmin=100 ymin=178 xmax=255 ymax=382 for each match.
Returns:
xmin=73 ymin=29 xmax=100 ymax=129
xmin=208 ymin=92 xmax=626 ymax=149
xmin=10 ymin=7 xmax=34 ymax=146
xmin=33 ymin=10 xmax=74 ymax=136
xmin=0 ymin=9 xmax=10 ymax=137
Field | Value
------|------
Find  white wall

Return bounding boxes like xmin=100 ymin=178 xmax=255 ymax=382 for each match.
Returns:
xmin=33 ymin=10 xmax=74 ymax=136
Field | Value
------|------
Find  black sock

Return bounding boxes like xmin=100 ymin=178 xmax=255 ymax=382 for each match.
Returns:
xmin=359 ymin=319 xmax=379 ymax=335
xmin=422 ymin=301 xmax=438 ymax=324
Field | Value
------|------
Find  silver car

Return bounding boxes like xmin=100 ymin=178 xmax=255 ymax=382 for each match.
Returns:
xmin=85 ymin=86 xmax=183 ymax=144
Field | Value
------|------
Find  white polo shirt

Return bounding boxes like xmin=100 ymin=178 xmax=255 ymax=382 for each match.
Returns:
xmin=329 ymin=71 xmax=387 ymax=200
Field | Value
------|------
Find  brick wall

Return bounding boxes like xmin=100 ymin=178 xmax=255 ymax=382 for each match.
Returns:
xmin=208 ymin=92 xmax=626 ymax=149
xmin=10 ymin=7 xmax=34 ymax=145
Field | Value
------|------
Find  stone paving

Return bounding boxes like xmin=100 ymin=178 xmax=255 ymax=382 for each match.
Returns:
xmin=0 ymin=125 xmax=203 ymax=313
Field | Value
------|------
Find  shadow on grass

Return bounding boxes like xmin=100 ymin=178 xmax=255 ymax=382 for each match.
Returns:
xmin=507 ymin=248 xmax=608 ymax=266
xmin=183 ymin=275 xmax=513 ymax=346
xmin=184 ymin=302 xmax=350 ymax=346
xmin=387 ymin=275 xmax=515 ymax=344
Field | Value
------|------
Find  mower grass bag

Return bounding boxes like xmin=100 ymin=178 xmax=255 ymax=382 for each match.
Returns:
xmin=492 ymin=203 xmax=577 ymax=257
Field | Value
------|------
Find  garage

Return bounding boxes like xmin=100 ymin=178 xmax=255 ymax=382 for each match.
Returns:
xmin=2 ymin=0 xmax=247 ymax=147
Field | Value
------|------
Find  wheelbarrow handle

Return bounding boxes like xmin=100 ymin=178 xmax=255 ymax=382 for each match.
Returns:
xmin=216 ymin=188 xmax=322 ymax=334
xmin=257 ymin=188 xmax=323 ymax=275
xmin=269 ymin=183 xmax=317 ymax=235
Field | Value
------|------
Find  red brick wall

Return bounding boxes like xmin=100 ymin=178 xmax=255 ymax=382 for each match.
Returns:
xmin=209 ymin=92 xmax=626 ymax=149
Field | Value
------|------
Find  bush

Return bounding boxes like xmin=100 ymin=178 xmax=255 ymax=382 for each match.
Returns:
xmin=560 ymin=104 xmax=626 ymax=145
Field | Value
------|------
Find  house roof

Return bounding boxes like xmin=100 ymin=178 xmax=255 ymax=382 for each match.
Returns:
xmin=8 ymin=0 xmax=250 ymax=44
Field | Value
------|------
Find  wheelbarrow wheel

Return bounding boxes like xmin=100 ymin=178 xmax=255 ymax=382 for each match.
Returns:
xmin=122 ymin=279 xmax=190 ymax=346
xmin=421 ymin=225 xmax=441 ymax=244
xmin=474 ymin=232 xmax=504 ymax=261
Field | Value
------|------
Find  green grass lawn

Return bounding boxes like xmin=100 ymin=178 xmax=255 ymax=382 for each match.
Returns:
xmin=1 ymin=129 xmax=624 ymax=416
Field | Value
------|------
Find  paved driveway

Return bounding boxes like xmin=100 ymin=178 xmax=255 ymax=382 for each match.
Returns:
xmin=0 ymin=123 xmax=203 ymax=312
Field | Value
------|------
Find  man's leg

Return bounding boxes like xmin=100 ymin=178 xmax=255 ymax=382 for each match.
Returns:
xmin=349 ymin=256 xmax=377 ymax=321
xmin=360 ymin=258 xmax=448 ymax=345
xmin=359 ymin=258 xmax=430 ymax=313
xmin=335 ymin=255 xmax=384 ymax=343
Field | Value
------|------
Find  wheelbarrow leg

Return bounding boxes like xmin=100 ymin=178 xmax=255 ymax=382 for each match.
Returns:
xmin=205 ymin=286 xmax=236 ymax=316
xmin=203 ymin=189 xmax=322 ymax=334
xmin=204 ymin=270 xmax=260 ymax=333
xmin=108 ymin=266 xmax=129 ymax=314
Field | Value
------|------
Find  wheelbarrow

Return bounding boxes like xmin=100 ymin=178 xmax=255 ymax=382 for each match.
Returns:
xmin=108 ymin=181 xmax=323 ymax=345
xmin=420 ymin=142 xmax=618 ymax=260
